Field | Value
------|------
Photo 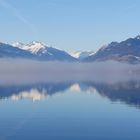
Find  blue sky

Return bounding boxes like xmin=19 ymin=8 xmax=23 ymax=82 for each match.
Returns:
xmin=0 ymin=0 xmax=140 ymax=52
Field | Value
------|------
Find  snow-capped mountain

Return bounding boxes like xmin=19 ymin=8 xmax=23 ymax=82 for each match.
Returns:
xmin=12 ymin=42 xmax=25 ymax=49
xmin=71 ymin=51 xmax=94 ymax=60
xmin=85 ymin=35 xmax=140 ymax=64
xmin=24 ymin=41 xmax=46 ymax=54
xmin=0 ymin=41 xmax=77 ymax=61
xmin=13 ymin=41 xmax=47 ymax=54
xmin=0 ymin=42 xmax=34 ymax=58
xmin=1 ymin=35 xmax=140 ymax=63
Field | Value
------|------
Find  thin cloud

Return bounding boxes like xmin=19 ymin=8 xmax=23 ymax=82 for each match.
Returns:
xmin=0 ymin=0 xmax=36 ymax=32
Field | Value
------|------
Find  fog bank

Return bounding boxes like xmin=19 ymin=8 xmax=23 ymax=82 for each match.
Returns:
xmin=0 ymin=59 xmax=140 ymax=85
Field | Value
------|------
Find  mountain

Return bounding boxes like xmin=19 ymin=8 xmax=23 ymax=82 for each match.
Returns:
xmin=13 ymin=41 xmax=51 ymax=54
xmin=1 ymin=35 xmax=140 ymax=63
xmin=12 ymin=42 xmax=25 ymax=49
xmin=1 ymin=41 xmax=76 ymax=61
xmin=70 ymin=51 xmax=94 ymax=60
xmin=85 ymin=35 xmax=140 ymax=64
xmin=0 ymin=42 xmax=34 ymax=59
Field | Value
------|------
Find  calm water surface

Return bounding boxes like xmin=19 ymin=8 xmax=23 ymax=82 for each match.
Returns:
xmin=0 ymin=81 xmax=140 ymax=140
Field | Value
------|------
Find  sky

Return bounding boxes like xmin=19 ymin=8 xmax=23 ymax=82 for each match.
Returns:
xmin=0 ymin=0 xmax=140 ymax=52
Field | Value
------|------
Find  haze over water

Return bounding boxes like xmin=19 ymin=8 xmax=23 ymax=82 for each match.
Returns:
xmin=0 ymin=60 xmax=140 ymax=140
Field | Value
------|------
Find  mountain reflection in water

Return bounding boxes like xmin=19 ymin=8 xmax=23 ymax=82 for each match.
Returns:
xmin=0 ymin=81 xmax=140 ymax=108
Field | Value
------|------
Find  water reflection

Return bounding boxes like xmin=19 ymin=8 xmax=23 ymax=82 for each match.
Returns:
xmin=0 ymin=83 xmax=73 ymax=101
xmin=83 ymin=81 xmax=140 ymax=108
xmin=0 ymin=81 xmax=140 ymax=108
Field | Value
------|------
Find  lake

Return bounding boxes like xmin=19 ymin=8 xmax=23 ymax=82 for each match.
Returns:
xmin=0 ymin=81 xmax=140 ymax=140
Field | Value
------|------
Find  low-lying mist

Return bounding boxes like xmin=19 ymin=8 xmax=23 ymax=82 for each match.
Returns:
xmin=0 ymin=59 xmax=140 ymax=85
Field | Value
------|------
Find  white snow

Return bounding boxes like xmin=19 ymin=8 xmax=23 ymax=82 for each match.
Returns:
xmin=12 ymin=42 xmax=25 ymax=49
xmin=24 ymin=41 xmax=46 ymax=54
xmin=71 ymin=51 xmax=94 ymax=59
xmin=12 ymin=41 xmax=49 ymax=54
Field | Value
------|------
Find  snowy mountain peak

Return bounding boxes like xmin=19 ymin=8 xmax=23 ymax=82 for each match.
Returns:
xmin=12 ymin=41 xmax=48 ymax=54
xmin=71 ymin=51 xmax=81 ymax=58
xmin=12 ymin=42 xmax=25 ymax=49
xmin=25 ymin=41 xmax=46 ymax=54
xmin=71 ymin=51 xmax=94 ymax=60
xmin=29 ymin=41 xmax=45 ymax=47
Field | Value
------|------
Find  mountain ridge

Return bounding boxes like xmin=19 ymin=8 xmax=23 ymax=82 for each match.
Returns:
xmin=84 ymin=35 xmax=140 ymax=64
xmin=1 ymin=41 xmax=76 ymax=61
xmin=0 ymin=35 xmax=140 ymax=63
